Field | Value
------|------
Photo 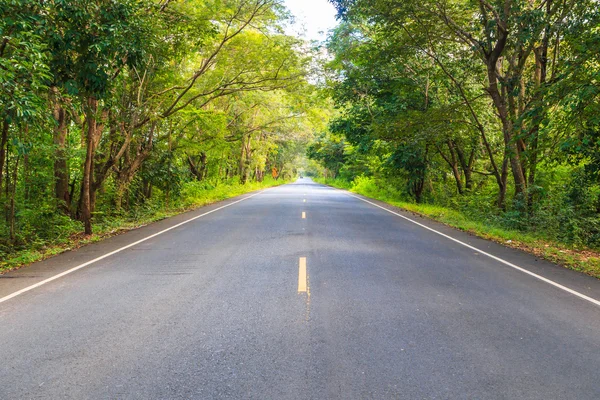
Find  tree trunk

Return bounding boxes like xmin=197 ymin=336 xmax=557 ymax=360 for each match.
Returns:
xmin=438 ymin=141 xmax=463 ymax=195
xmin=188 ymin=155 xmax=200 ymax=180
xmin=528 ymin=8 xmax=551 ymax=209
xmin=188 ymin=152 xmax=208 ymax=181
xmin=450 ymin=163 xmax=463 ymax=195
xmin=413 ymin=179 xmax=425 ymax=204
xmin=486 ymin=64 xmax=527 ymax=198
xmin=455 ymin=144 xmax=475 ymax=191
xmin=4 ymin=132 xmax=9 ymax=199
xmin=51 ymin=87 xmax=71 ymax=211
xmin=23 ymin=152 xmax=30 ymax=202
xmin=81 ymin=97 xmax=98 ymax=235
xmin=8 ymin=154 xmax=19 ymax=242
xmin=142 ymin=178 xmax=152 ymax=200
xmin=69 ymin=178 xmax=76 ymax=212
xmin=239 ymin=134 xmax=248 ymax=184
xmin=0 ymin=119 xmax=8 ymax=193
xmin=199 ymin=152 xmax=207 ymax=180
xmin=497 ymin=157 xmax=509 ymax=209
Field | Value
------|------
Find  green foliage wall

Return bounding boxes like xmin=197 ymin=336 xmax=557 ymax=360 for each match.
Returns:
xmin=308 ymin=0 xmax=600 ymax=249
xmin=0 ymin=0 xmax=328 ymax=260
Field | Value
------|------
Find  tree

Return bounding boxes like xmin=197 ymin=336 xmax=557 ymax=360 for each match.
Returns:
xmin=0 ymin=0 xmax=324 ymax=256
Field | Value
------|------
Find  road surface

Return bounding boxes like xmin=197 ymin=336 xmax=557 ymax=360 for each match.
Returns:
xmin=1 ymin=178 xmax=599 ymax=399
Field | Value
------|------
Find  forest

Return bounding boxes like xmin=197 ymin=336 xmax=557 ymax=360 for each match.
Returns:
xmin=2 ymin=0 xmax=600 ymax=275
xmin=306 ymin=0 xmax=600 ymax=275
xmin=0 ymin=0 xmax=328 ymax=268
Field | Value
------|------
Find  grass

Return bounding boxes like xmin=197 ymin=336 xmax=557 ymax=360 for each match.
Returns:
xmin=315 ymin=176 xmax=600 ymax=279
xmin=0 ymin=178 xmax=287 ymax=274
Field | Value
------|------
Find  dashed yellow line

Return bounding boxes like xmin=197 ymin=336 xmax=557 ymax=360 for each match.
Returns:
xmin=303 ymin=199 xmax=306 ymax=203
xmin=302 ymin=211 xmax=306 ymax=219
xmin=298 ymin=257 xmax=307 ymax=292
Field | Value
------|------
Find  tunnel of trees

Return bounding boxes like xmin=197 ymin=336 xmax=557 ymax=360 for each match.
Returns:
xmin=308 ymin=0 xmax=600 ymax=250
xmin=3 ymin=0 xmax=600 ymax=267
xmin=0 ymin=0 xmax=329 ymax=262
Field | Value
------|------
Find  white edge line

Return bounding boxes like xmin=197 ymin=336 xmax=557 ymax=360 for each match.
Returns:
xmin=0 ymin=190 xmax=268 ymax=304
xmin=330 ymin=186 xmax=600 ymax=308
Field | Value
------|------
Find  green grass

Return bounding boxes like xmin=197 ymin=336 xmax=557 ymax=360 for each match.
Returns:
xmin=315 ymin=177 xmax=600 ymax=279
xmin=0 ymin=178 xmax=287 ymax=273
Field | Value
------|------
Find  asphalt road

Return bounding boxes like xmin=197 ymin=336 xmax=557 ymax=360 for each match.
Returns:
xmin=1 ymin=178 xmax=600 ymax=399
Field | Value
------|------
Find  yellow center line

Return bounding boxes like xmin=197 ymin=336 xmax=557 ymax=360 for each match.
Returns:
xmin=303 ymin=199 xmax=306 ymax=203
xmin=298 ymin=257 xmax=307 ymax=292
xmin=302 ymin=211 xmax=306 ymax=219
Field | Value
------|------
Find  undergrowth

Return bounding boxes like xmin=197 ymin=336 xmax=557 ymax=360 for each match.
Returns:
xmin=0 ymin=178 xmax=286 ymax=273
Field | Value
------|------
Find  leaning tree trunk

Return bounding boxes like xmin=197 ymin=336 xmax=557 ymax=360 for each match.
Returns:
xmin=438 ymin=141 xmax=463 ymax=195
xmin=455 ymin=142 xmax=476 ymax=192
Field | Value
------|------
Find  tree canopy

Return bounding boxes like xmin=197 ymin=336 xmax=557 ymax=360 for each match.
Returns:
xmin=307 ymin=0 xmax=600 ymax=248
xmin=0 ymin=0 xmax=328 ymax=259
xmin=3 ymin=0 xmax=600 ymax=262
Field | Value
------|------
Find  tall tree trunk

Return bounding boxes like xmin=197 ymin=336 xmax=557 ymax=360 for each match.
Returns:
xmin=81 ymin=97 xmax=98 ymax=235
xmin=239 ymin=134 xmax=246 ymax=183
xmin=23 ymin=153 xmax=30 ymax=202
xmin=0 ymin=119 xmax=8 ymax=192
xmin=528 ymin=3 xmax=551 ymax=209
xmin=8 ymin=154 xmax=19 ymax=242
xmin=239 ymin=134 xmax=251 ymax=184
xmin=487 ymin=65 xmax=527 ymax=198
xmin=426 ymin=47 xmax=502 ymax=201
xmin=4 ymin=133 xmax=9 ymax=199
xmin=51 ymin=87 xmax=71 ymax=211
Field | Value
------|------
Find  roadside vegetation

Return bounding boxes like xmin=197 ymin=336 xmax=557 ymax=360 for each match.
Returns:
xmin=4 ymin=0 xmax=600 ymax=278
xmin=0 ymin=0 xmax=329 ymax=270
xmin=307 ymin=0 xmax=600 ymax=278
xmin=1 ymin=177 xmax=286 ymax=272
xmin=316 ymin=176 xmax=600 ymax=278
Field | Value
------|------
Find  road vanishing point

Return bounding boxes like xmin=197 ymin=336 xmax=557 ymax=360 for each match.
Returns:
xmin=1 ymin=179 xmax=599 ymax=399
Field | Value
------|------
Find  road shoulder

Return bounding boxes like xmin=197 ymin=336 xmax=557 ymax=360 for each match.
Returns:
xmin=326 ymin=184 xmax=600 ymax=306
xmin=0 ymin=189 xmax=267 ymax=300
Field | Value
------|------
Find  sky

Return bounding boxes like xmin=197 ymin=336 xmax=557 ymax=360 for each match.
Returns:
xmin=283 ymin=0 xmax=338 ymax=42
